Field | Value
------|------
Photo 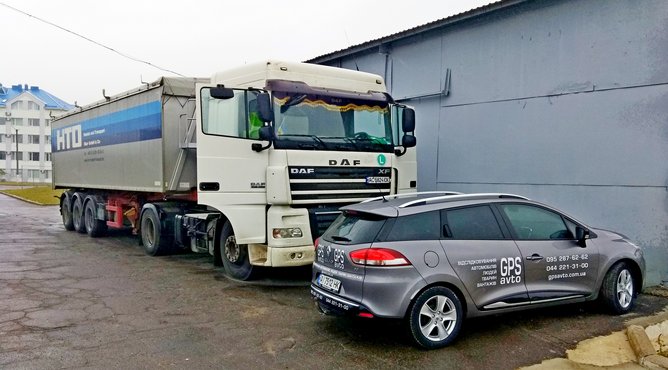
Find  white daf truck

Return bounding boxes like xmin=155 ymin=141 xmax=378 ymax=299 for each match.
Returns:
xmin=53 ymin=61 xmax=417 ymax=280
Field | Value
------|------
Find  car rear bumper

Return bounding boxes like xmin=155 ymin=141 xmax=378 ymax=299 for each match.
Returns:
xmin=311 ymin=285 xmax=373 ymax=317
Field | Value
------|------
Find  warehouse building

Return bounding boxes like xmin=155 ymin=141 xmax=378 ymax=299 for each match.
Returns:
xmin=309 ymin=0 xmax=668 ymax=285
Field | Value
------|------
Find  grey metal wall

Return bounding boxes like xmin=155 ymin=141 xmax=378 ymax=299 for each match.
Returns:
xmin=317 ymin=0 xmax=668 ymax=286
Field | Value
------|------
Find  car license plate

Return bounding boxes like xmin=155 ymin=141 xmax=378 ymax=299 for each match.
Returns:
xmin=318 ymin=274 xmax=341 ymax=293
xmin=366 ymin=176 xmax=390 ymax=184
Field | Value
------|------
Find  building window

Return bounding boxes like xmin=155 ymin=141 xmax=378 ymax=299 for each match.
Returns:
xmin=45 ymin=135 xmax=51 ymax=144
xmin=28 ymin=134 xmax=41 ymax=144
xmin=45 ymin=152 xmax=51 ymax=161
xmin=10 ymin=101 xmax=23 ymax=110
xmin=12 ymin=118 xmax=23 ymax=126
xmin=14 ymin=152 xmax=23 ymax=161
xmin=45 ymin=119 xmax=50 ymax=127
xmin=29 ymin=152 xmax=40 ymax=161
xmin=0 ymin=151 xmax=5 ymax=160
xmin=12 ymin=135 xmax=23 ymax=144
xmin=27 ymin=101 xmax=41 ymax=111
xmin=28 ymin=118 xmax=40 ymax=127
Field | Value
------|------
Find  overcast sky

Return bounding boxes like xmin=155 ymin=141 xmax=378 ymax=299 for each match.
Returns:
xmin=1 ymin=0 xmax=491 ymax=105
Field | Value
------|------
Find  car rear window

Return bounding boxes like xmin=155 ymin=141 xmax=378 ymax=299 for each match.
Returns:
xmin=321 ymin=211 xmax=387 ymax=244
xmin=385 ymin=211 xmax=441 ymax=241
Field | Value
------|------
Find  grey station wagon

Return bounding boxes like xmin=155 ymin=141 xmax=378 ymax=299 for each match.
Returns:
xmin=310 ymin=192 xmax=645 ymax=349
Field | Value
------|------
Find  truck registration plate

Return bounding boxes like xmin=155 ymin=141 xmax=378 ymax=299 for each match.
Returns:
xmin=366 ymin=176 xmax=390 ymax=184
xmin=318 ymin=274 xmax=341 ymax=293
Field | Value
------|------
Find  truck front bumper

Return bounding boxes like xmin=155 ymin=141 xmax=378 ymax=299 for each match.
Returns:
xmin=248 ymin=244 xmax=314 ymax=267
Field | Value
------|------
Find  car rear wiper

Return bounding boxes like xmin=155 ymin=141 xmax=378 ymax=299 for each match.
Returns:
xmin=331 ymin=235 xmax=352 ymax=242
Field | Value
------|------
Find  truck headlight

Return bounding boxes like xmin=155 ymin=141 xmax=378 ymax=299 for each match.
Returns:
xmin=272 ymin=228 xmax=303 ymax=239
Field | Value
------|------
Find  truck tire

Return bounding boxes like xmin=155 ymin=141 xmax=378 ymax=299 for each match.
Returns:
xmin=60 ymin=194 xmax=74 ymax=231
xmin=140 ymin=206 xmax=173 ymax=256
xmin=72 ymin=193 xmax=86 ymax=233
xmin=84 ymin=198 xmax=107 ymax=237
xmin=218 ymin=220 xmax=256 ymax=280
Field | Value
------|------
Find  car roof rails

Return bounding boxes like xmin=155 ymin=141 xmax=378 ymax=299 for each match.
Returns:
xmin=398 ymin=193 xmax=529 ymax=208
xmin=361 ymin=191 xmax=463 ymax=204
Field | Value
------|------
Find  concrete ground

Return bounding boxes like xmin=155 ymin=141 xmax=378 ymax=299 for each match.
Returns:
xmin=0 ymin=193 xmax=667 ymax=369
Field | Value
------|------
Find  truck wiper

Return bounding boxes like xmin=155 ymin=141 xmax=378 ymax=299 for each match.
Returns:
xmin=279 ymin=134 xmax=328 ymax=149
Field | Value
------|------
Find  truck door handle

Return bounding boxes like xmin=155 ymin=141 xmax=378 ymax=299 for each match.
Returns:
xmin=526 ymin=254 xmax=543 ymax=261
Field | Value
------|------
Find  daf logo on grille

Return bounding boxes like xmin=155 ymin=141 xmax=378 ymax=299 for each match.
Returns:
xmin=329 ymin=159 xmax=361 ymax=166
xmin=291 ymin=168 xmax=315 ymax=174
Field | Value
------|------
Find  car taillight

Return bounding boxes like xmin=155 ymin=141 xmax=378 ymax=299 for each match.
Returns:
xmin=349 ymin=248 xmax=411 ymax=266
xmin=314 ymin=237 xmax=320 ymax=250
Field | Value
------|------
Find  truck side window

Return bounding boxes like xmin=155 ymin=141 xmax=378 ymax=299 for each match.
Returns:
xmin=201 ymin=88 xmax=260 ymax=140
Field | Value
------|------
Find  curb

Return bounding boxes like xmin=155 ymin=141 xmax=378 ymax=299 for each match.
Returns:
xmin=627 ymin=324 xmax=668 ymax=369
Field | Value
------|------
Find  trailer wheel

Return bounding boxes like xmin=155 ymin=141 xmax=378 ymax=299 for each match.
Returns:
xmin=60 ymin=194 xmax=74 ymax=231
xmin=72 ymin=194 xmax=86 ymax=233
xmin=84 ymin=198 xmax=107 ymax=237
xmin=140 ymin=207 xmax=173 ymax=256
xmin=219 ymin=221 xmax=256 ymax=280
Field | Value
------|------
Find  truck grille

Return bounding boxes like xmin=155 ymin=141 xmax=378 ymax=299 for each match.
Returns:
xmin=288 ymin=166 xmax=391 ymax=204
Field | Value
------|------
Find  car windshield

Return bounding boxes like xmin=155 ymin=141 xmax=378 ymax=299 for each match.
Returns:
xmin=271 ymin=90 xmax=394 ymax=153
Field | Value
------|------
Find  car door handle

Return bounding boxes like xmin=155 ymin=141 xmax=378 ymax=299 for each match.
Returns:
xmin=526 ymin=254 xmax=543 ymax=261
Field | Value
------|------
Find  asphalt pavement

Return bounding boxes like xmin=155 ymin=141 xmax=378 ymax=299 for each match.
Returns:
xmin=0 ymin=192 xmax=667 ymax=369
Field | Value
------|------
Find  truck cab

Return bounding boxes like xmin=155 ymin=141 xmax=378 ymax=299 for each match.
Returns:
xmin=191 ymin=61 xmax=417 ymax=279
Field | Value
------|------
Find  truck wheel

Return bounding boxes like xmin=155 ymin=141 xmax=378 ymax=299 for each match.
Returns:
xmin=84 ymin=198 xmax=107 ymax=237
xmin=72 ymin=194 xmax=86 ymax=233
xmin=60 ymin=195 xmax=74 ymax=231
xmin=140 ymin=207 xmax=173 ymax=256
xmin=600 ymin=262 xmax=636 ymax=314
xmin=219 ymin=221 xmax=256 ymax=280
xmin=407 ymin=286 xmax=463 ymax=349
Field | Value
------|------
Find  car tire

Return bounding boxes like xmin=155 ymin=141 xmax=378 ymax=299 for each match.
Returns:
xmin=72 ymin=194 xmax=86 ymax=234
xmin=600 ymin=262 xmax=636 ymax=314
xmin=60 ymin=195 xmax=74 ymax=231
xmin=407 ymin=286 xmax=463 ymax=349
xmin=218 ymin=220 xmax=256 ymax=281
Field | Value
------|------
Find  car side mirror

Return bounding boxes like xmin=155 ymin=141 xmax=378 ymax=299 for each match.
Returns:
xmin=256 ymin=93 xmax=274 ymax=123
xmin=575 ymin=226 xmax=589 ymax=247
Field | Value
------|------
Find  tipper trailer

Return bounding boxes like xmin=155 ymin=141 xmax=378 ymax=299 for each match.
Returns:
xmin=53 ymin=61 xmax=417 ymax=280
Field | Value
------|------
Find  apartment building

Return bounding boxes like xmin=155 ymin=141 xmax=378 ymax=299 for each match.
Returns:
xmin=0 ymin=83 xmax=73 ymax=183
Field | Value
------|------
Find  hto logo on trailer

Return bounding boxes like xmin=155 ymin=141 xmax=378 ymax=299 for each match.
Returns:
xmin=500 ymin=256 xmax=522 ymax=285
xmin=55 ymin=124 xmax=83 ymax=151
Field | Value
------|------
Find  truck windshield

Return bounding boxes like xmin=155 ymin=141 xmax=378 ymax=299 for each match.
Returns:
xmin=271 ymin=90 xmax=393 ymax=153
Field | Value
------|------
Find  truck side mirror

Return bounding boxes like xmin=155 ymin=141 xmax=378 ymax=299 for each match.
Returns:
xmin=256 ymin=93 xmax=274 ymax=123
xmin=252 ymin=125 xmax=274 ymax=152
xmin=210 ymin=85 xmax=235 ymax=99
xmin=259 ymin=126 xmax=274 ymax=141
xmin=402 ymin=108 xmax=415 ymax=133
xmin=402 ymin=134 xmax=416 ymax=148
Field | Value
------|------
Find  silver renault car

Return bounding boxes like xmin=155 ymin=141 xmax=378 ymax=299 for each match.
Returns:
xmin=310 ymin=192 xmax=645 ymax=349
